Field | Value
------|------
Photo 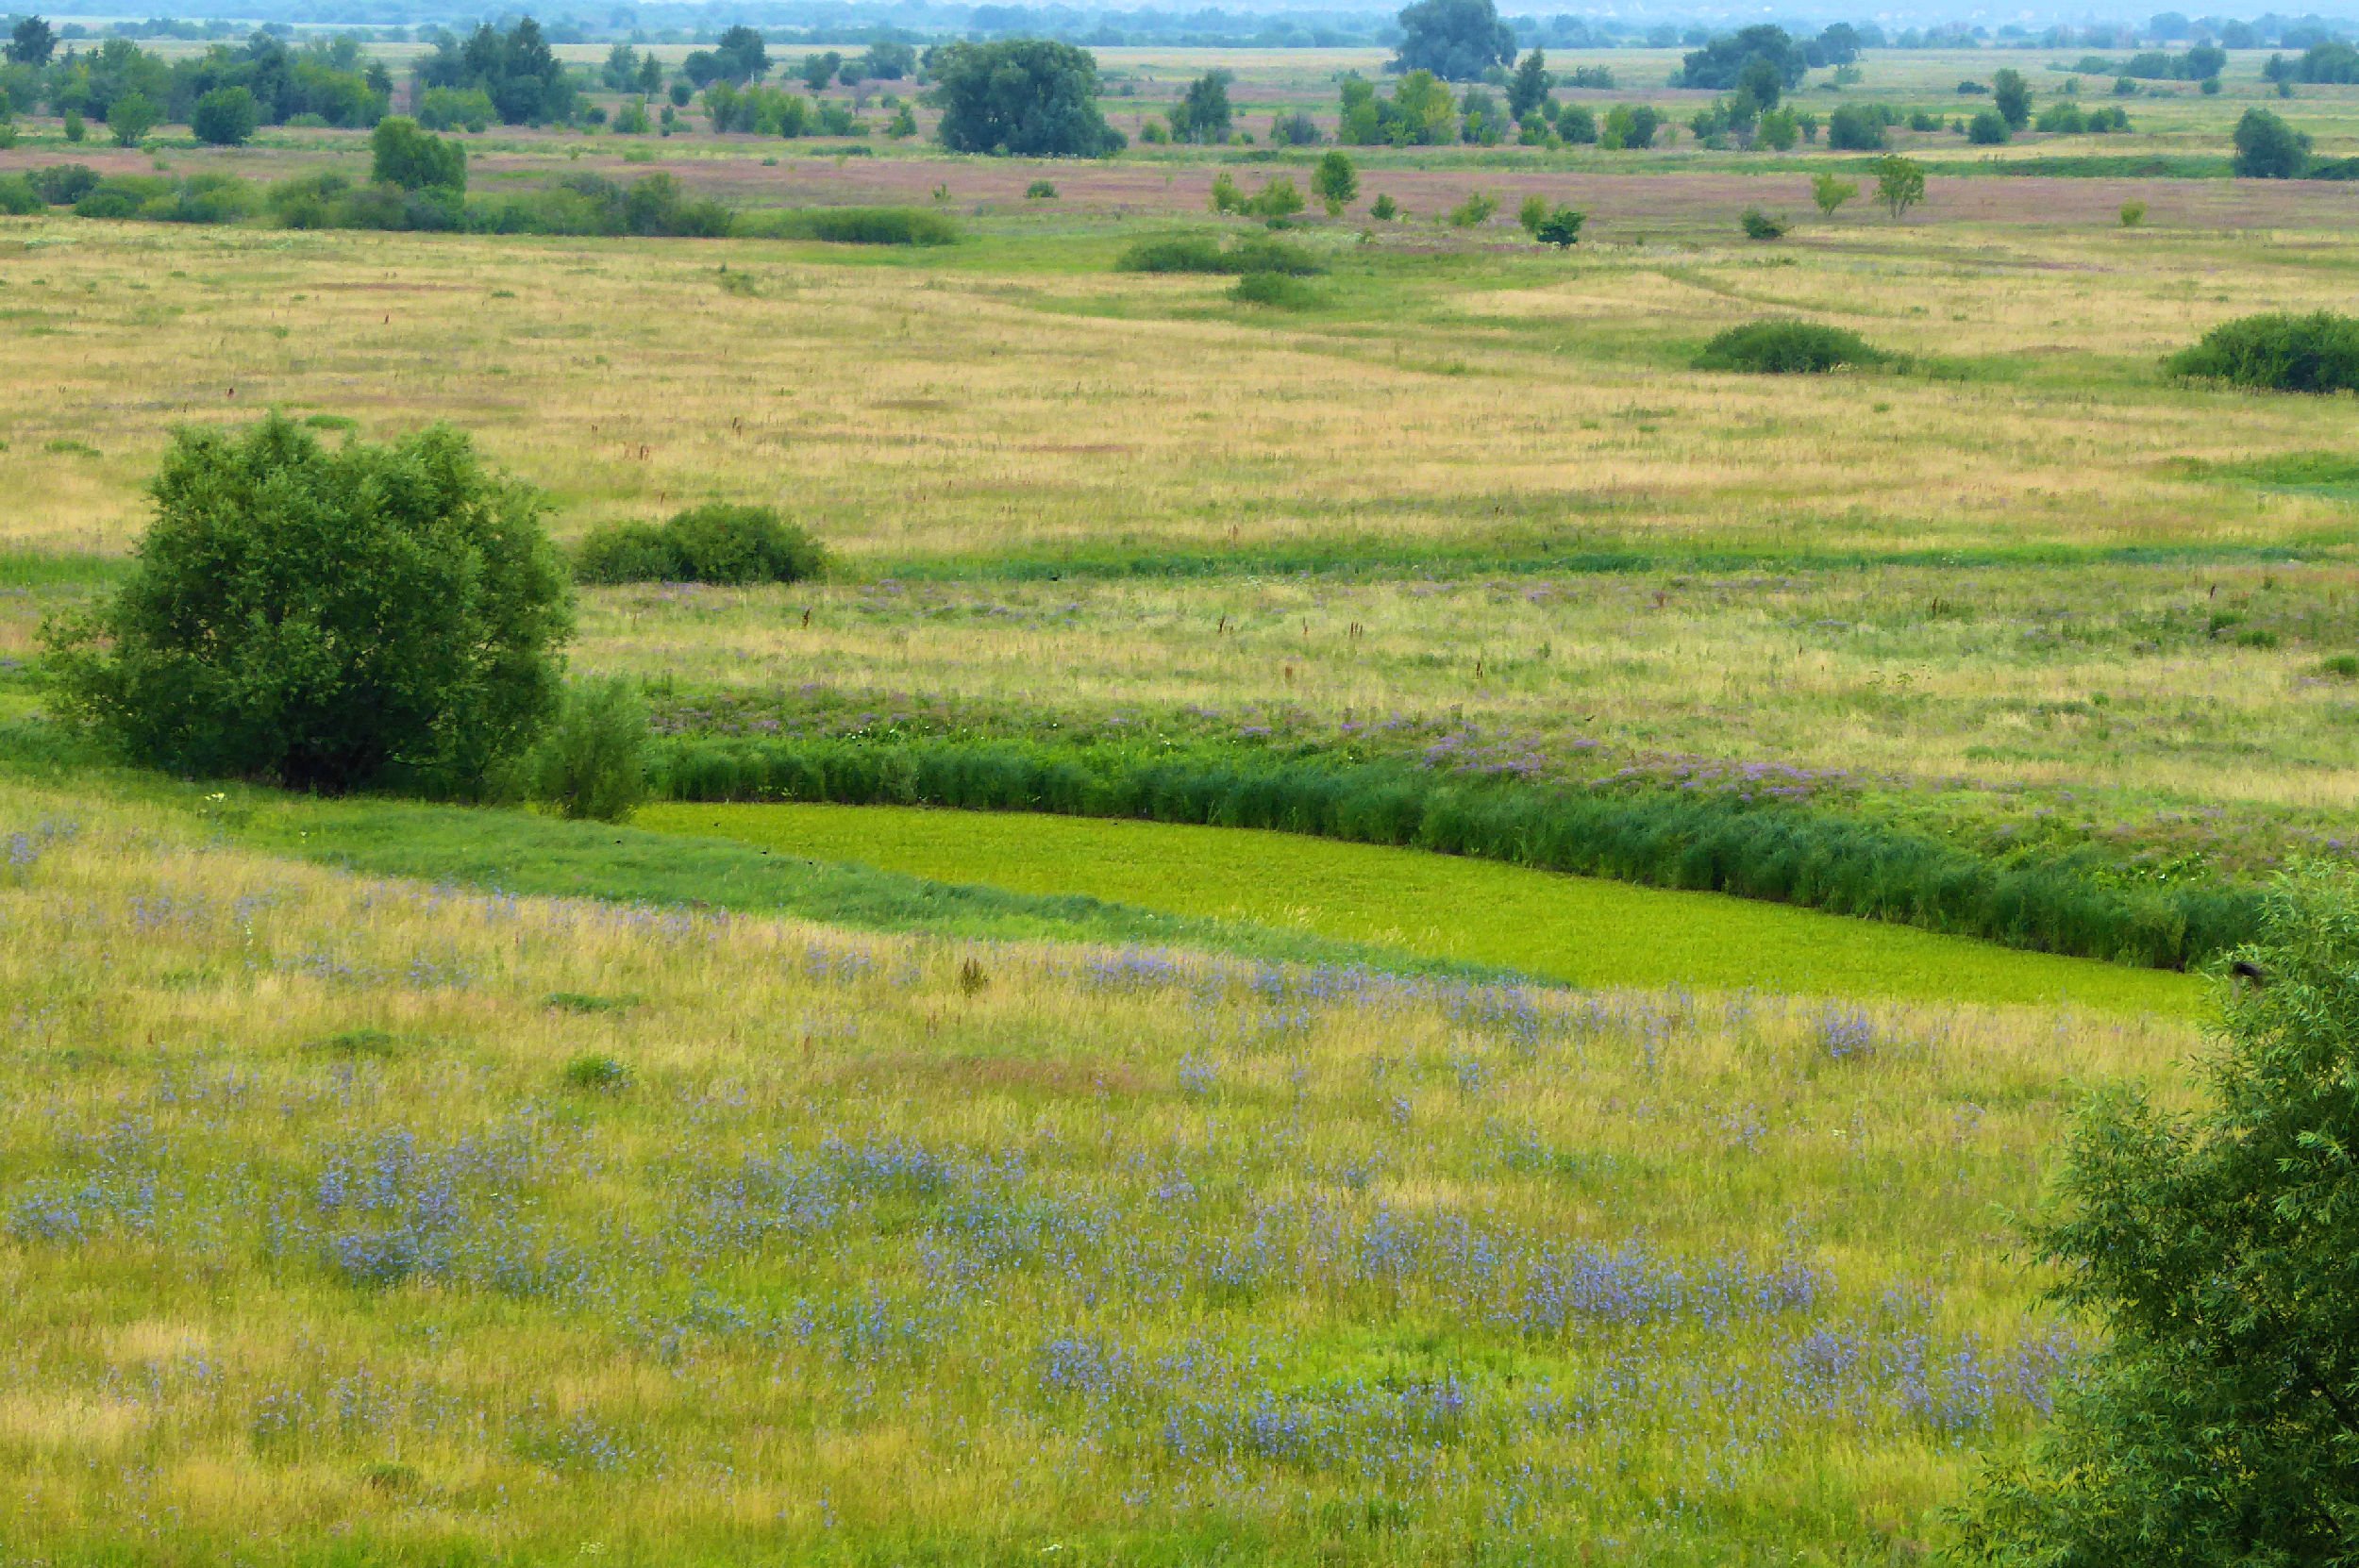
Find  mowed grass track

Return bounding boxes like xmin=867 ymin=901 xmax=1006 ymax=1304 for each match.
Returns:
xmin=641 ymin=803 xmax=2207 ymax=1014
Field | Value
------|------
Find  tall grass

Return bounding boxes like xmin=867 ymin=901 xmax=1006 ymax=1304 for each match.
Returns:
xmin=650 ymin=736 xmax=2262 ymax=970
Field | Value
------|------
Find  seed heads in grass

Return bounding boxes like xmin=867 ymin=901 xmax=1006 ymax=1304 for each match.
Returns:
xmin=561 ymin=1053 xmax=632 ymax=1093
xmin=1740 ymin=207 xmax=1790 ymax=242
xmin=2166 ymin=311 xmax=2359 ymax=394
xmin=1696 ymin=320 xmax=1890 ymax=375
xmin=956 ymin=956 xmax=988 ymax=997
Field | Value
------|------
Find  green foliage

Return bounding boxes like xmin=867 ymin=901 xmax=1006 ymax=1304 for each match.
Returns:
xmin=1679 ymin=25 xmax=1806 ymax=94
xmin=191 ymin=85 xmax=259 ymax=146
xmin=1506 ymin=47 xmax=1549 ymax=120
xmin=1025 ymin=179 xmax=1057 ymax=199
xmin=1267 ymin=110 xmax=1320 ymax=146
xmin=1598 ymin=102 xmax=1659 ymax=150
xmin=1826 ymin=102 xmax=1889 ymax=150
xmin=1967 ymin=108 xmax=2011 ymax=145
xmin=1447 ymin=190 xmax=1498 ymax=227
xmin=560 ymin=1053 xmax=633 ymax=1092
xmin=106 ymin=91 xmax=159 ymax=147
xmin=416 ymin=86 xmax=494 ymax=132
xmin=1949 ymin=872 xmax=2359 ymax=1563
xmin=1990 ymin=67 xmax=2032 ymax=128
xmin=1531 ymin=205 xmax=1584 ymax=247
xmin=1389 ymin=0 xmax=1514 ymax=80
xmin=575 ymin=503 xmax=827 ymax=586
xmin=1312 ymin=149 xmax=1357 ymax=214
xmin=1873 ymin=155 xmax=1927 ymax=218
xmin=2166 ymin=311 xmax=2359 ymax=394
xmin=2119 ymin=198 xmax=2147 ymax=226
xmin=743 ymin=206 xmax=959 ymax=245
xmin=1230 ymin=269 xmax=1320 ymax=309
xmin=1369 ymin=192 xmax=1398 ymax=221
xmin=530 ymin=677 xmax=651 ymax=822
xmin=1168 ymin=69 xmax=1232 ymax=144
xmin=1338 ymin=68 xmax=1460 ymax=146
xmin=370 ymin=116 xmax=465 ymax=192
xmin=1115 ymin=234 xmax=1324 ymax=275
xmin=43 ymin=414 xmax=572 ymax=796
xmin=411 ymin=18 xmax=573 ymax=125
xmin=1237 ymin=175 xmax=1304 ymax=222
xmin=928 ymin=40 xmax=1125 ymax=158
xmin=2233 ymin=108 xmax=2311 ymax=178
xmin=1697 ymin=319 xmax=1888 ymax=374
xmin=1739 ymin=206 xmax=1790 ymax=241
xmin=1811 ymin=173 xmax=1858 ymax=217
xmin=1516 ymin=192 xmax=1547 ymax=234
xmin=644 ymin=735 xmax=2259 ymax=972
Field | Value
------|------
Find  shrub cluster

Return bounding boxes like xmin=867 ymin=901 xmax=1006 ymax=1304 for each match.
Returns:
xmin=1116 ymin=235 xmax=1324 ymax=275
xmin=2167 ymin=311 xmax=2359 ymax=393
xmin=738 ymin=206 xmax=959 ymax=245
xmin=645 ymin=736 xmax=2259 ymax=970
xmin=575 ymin=504 xmax=827 ymax=586
xmin=1695 ymin=320 xmax=1890 ymax=374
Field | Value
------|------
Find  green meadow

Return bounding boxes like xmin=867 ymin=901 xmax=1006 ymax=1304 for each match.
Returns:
xmin=643 ymin=802 xmax=2206 ymax=1012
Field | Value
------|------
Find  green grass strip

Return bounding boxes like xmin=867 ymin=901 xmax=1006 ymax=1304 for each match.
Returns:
xmin=642 ymin=803 xmax=2204 ymax=1015
xmin=216 ymin=789 xmax=1514 ymax=983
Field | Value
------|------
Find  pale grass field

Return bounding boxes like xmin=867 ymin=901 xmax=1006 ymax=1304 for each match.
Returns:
xmin=2 ymin=213 xmax=2357 ymax=564
xmin=0 ymin=774 xmax=2204 ymax=1560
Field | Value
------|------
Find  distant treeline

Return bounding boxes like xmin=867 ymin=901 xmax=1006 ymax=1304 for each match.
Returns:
xmin=648 ymin=734 xmax=2262 ymax=972
xmin=12 ymin=5 xmax=2354 ymax=55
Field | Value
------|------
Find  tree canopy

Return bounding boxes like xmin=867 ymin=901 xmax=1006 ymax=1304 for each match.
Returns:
xmin=1950 ymin=873 xmax=2359 ymax=1564
xmin=927 ymin=40 xmax=1125 ymax=157
xmin=1678 ymin=25 xmax=1809 ymax=92
xmin=1389 ymin=0 xmax=1515 ymax=82
xmin=44 ymin=415 xmax=572 ymax=797
xmin=415 ymin=19 xmax=574 ymax=126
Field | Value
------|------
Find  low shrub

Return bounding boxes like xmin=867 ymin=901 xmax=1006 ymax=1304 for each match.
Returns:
xmin=1695 ymin=320 xmax=1890 ymax=374
xmin=744 ymin=205 xmax=960 ymax=244
xmin=575 ymin=503 xmax=827 ymax=586
xmin=1230 ymin=270 xmax=1319 ymax=309
xmin=530 ymin=677 xmax=650 ymax=822
xmin=1116 ymin=234 xmax=1323 ymax=275
xmin=1025 ymin=179 xmax=1057 ymax=198
xmin=1739 ymin=207 xmax=1789 ymax=241
xmin=2166 ymin=311 xmax=2359 ymax=393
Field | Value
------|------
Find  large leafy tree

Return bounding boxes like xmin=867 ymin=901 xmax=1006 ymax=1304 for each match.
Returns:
xmin=1168 ymin=69 xmax=1231 ymax=143
xmin=926 ymin=40 xmax=1124 ymax=157
xmin=7 ymin=14 xmax=55 ymax=66
xmin=1949 ymin=872 xmax=2359 ymax=1564
xmin=1389 ymin=0 xmax=1514 ymax=81
xmin=2233 ymin=107 xmax=2311 ymax=177
xmin=1678 ymin=25 xmax=1808 ymax=92
xmin=44 ymin=416 xmax=573 ymax=797
xmin=414 ymin=19 xmax=574 ymax=125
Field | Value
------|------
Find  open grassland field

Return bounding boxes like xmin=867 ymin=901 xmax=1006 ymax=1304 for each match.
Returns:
xmin=1 ymin=35 xmax=2354 ymax=1563
xmin=0 ymin=774 xmax=2201 ymax=1564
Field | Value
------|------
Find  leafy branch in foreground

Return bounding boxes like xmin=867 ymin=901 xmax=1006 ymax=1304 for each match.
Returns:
xmin=1948 ymin=867 xmax=2359 ymax=1563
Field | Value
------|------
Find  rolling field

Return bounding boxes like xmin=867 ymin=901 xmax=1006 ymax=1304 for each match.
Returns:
xmin=0 ymin=33 xmax=2350 ymax=1564
xmin=643 ymin=802 xmax=2204 ymax=1011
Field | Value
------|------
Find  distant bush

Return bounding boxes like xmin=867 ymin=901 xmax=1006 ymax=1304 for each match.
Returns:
xmin=1116 ymin=234 xmax=1323 ymax=275
xmin=371 ymin=116 xmax=467 ymax=193
xmin=576 ymin=503 xmax=826 ymax=586
xmin=2119 ymin=198 xmax=2146 ymax=226
xmin=31 ymin=164 xmax=101 ymax=206
xmin=1370 ymin=193 xmax=1398 ymax=221
xmin=1447 ymin=191 xmax=1498 ymax=227
xmin=1827 ymin=102 xmax=1890 ymax=150
xmin=1531 ymin=206 xmax=1584 ymax=247
xmin=2167 ymin=311 xmax=2359 ymax=394
xmin=530 ymin=677 xmax=649 ymax=822
xmin=416 ymin=86 xmax=494 ymax=133
xmin=1696 ymin=320 xmax=1889 ymax=374
xmin=743 ymin=206 xmax=959 ymax=244
xmin=1966 ymin=108 xmax=2010 ymax=144
xmin=1024 ymin=179 xmax=1057 ymax=199
xmin=0 ymin=173 xmax=38 ymax=214
xmin=1230 ymin=270 xmax=1319 ymax=309
xmin=560 ymin=1053 xmax=632 ymax=1092
xmin=2233 ymin=107 xmax=2311 ymax=178
xmin=192 ymin=85 xmax=260 ymax=147
xmin=43 ymin=414 xmax=572 ymax=796
xmin=1739 ymin=207 xmax=1789 ymax=240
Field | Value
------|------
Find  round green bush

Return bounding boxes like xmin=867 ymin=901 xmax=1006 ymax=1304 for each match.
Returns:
xmin=44 ymin=414 xmax=573 ymax=795
xmin=2166 ymin=311 xmax=2359 ymax=393
xmin=530 ymin=677 xmax=650 ymax=822
xmin=575 ymin=504 xmax=826 ymax=586
xmin=1694 ymin=320 xmax=1889 ymax=374
xmin=1230 ymin=270 xmax=1320 ymax=309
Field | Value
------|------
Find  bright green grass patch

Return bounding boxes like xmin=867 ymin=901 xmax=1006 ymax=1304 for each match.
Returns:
xmin=640 ymin=803 xmax=2208 ymax=1015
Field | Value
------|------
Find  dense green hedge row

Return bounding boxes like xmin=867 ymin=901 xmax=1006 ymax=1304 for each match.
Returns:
xmin=652 ymin=735 xmax=2261 ymax=971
